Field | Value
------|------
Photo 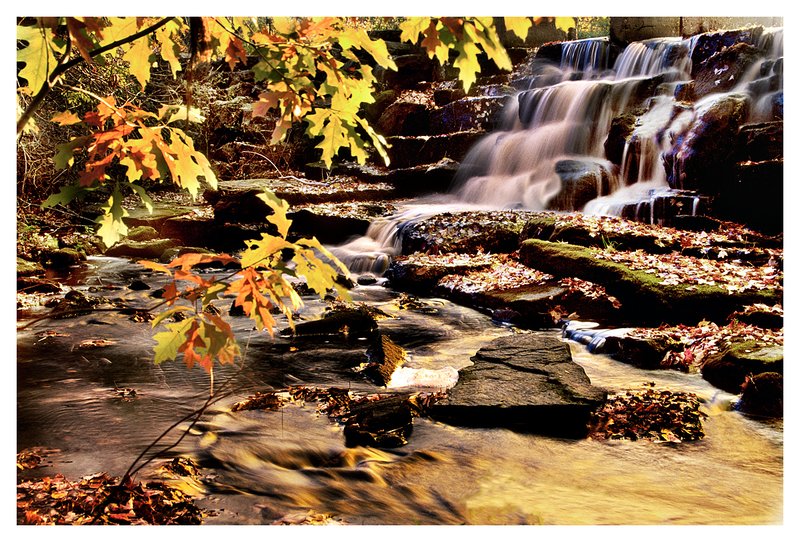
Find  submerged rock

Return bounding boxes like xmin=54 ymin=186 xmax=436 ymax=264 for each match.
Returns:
xmin=430 ymin=333 xmax=607 ymax=438
xmin=737 ymin=372 xmax=783 ymax=418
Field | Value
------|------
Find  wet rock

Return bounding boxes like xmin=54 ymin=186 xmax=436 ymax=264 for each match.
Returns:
xmin=714 ymin=159 xmax=783 ymax=234
xmin=376 ymin=101 xmax=430 ymax=136
xmin=701 ymin=342 xmax=783 ymax=394
xmin=337 ymin=158 xmax=460 ymax=198
xmin=128 ymin=280 xmax=150 ymax=291
xmin=385 ymin=254 xmax=495 ymax=293
xmin=385 ymin=131 xmax=485 ymax=169
xmin=17 ymin=276 xmax=60 ymax=294
xmin=363 ymin=89 xmax=399 ymax=123
xmin=17 ymin=257 xmax=44 ymax=277
xmin=737 ymin=372 xmax=783 ymax=418
xmin=519 ymin=239 xmax=780 ymax=326
xmin=356 ymin=274 xmax=378 ymax=286
xmin=342 ymin=395 xmax=414 ymax=448
xmin=427 ymin=96 xmax=508 ymax=135
xmin=377 ymin=53 xmax=442 ymax=89
xmin=39 ymin=248 xmax=85 ymax=269
xmin=430 ymin=333 xmax=607 ymax=438
xmin=548 ymin=159 xmax=616 ymax=211
xmin=433 ymin=87 xmax=467 ymax=107
xmin=663 ymin=93 xmax=749 ymax=193
xmin=535 ymin=41 xmax=564 ymax=64
xmin=602 ymin=335 xmax=678 ymax=370
xmin=205 ymin=178 xmax=397 ymax=224
xmin=400 ymin=210 xmax=535 ymax=255
xmin=735 ymin=122 xmax=783 ymax=163
xmin=288 ymin=201 xmax=397 ymax=244
xmin=604 ymin=113 xmax=638 ymax=166
xmin=363 ymin=335 xmax=407 ymax=387
xmin=692 ymin=42 xmax=763 ymax=99
xmin=689 ymin=27 xmax=763 ymax=76
xmin=285 ymin=306 xmax=379 ymax=341
xmin=105 ymin=238 xmax=178 ymax=260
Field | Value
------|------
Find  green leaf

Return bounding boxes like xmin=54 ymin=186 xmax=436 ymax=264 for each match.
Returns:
xmin=41 ymin=184 xmax=88 ymax=209
xmin=17 ymin=23 xmax=64 ymax=96
xmin=128 ymin=183 xmax=154 ymax=214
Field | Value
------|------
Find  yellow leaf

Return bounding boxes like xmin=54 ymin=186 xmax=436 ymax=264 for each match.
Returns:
xmin=555 ymin=17 xmax=576 ymax=33
xmin=123 ymin=35 xmax=153 ymax=90
xmin=153 ymin=318 xmax=194 ymax=364
xmin=100 ymin=17 xmax=140 ymax=46
xmin=504 ymin=17 xmax=532 ymax=41
xmin=399 ymin=17 xmax=431 ymax=44
xmin=256 ymin=191 xmax=293 ymax=238
xmin=453 ymin=40 xmax=481 ymax=92
xmin=241 ymin=233 xmax=292 ymax=269
xmin=272 ymin=17 xmax=297 ymax=35
xmin=17 ymin=23 xmax=63 ymax=96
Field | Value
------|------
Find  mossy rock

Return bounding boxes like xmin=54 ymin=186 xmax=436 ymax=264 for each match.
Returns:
xmin=17 ymin=257 xmax=44 ymax=277
xmin=603 ymin=335 xmax=682 ymax=369
xmin=701 ymin=342 xmax=783 ymax=394
xmin=39 ymin=248 xmax=86 ymax=269
xmin=105 ymin=238 xmax=178 ymax=260
xmin=519 ymin=239 xmax=780 ymax=326
xmin=126 ymin=226 xmax=160 ymax=242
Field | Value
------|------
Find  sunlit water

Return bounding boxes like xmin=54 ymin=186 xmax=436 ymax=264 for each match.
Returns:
xmin=16 ymin=257 xmax=783 ymax=525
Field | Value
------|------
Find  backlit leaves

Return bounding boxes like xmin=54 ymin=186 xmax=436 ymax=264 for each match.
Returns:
xmin=17 ymin=22 xmax=66 ymax=96
xmin=144 ymin=190 xmax=349 ymax=377
xmin=399 ymin=16 xmax=512 ymax=92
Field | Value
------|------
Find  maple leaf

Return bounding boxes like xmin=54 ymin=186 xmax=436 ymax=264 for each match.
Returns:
xmin=94 ymin=188 xmax=129 ymax=247
xmin=257 ymin=191 xmax=293 ymax=238
xmin=399 ymin=17 xmax=432 ymax=44
xmin=241 ymin=234 xmax=292 ymax=269
xmin=421 ymin=20 xmax=449 ymax=65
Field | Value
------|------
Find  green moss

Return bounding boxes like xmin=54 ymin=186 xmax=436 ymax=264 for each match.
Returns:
xmin=520 ymin=239 xmax=780 ymax=325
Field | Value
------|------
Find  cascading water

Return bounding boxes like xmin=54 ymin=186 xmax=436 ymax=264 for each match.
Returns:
xmin=333 ymin=26 xmax=783 ymax=273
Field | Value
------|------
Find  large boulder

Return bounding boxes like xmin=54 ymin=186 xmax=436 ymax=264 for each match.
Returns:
xmin=701 ymin=342 xmax=783 ymax=394
xmin=692 ymin=42 xmax=764 ymax=99
xmin=547 ymin=159 xmax=616 ymax=211
xmin=663 ymin=93 xmax=749 ymax=193
xmin=689 ymin=27 xmax=763 ymax=76
xmin=737 ymin=372 xmax=783 ymax=418
xmin=430 ymin=333 xmax=607 ymax=438
xmin=427 ymin=96 xmax=508 ymax=135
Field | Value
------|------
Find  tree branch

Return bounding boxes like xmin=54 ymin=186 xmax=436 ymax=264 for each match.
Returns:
xmin=16 ymin=16 xmax=178 ymax=136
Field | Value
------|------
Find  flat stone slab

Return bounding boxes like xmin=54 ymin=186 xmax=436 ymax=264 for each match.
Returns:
xmin=430 ymin=333 xmax=607 ymax=438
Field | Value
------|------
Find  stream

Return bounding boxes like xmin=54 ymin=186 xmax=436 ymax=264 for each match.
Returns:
xmin=16 ymin=256 xmax=783 ymax=525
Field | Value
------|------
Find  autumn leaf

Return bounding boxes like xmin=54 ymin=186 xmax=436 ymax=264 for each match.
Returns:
xmin=153 ymin=318 xmax=193 ymax=364
xmin=123 ymin=35 xmax=154 ymax=90
xmin=504 ymin=17 xmax=532 ymax=41
xmin=51 ymin=110 xmax=83 ymax=126
xmin=17 ymin=23 xmax=65 ymax=96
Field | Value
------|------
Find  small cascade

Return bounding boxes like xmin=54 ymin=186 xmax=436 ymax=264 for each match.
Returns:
xmin=560 ymin=38 xmax=614 ymax=74
xmin=612 ymin=37 xmax=691 ymax=79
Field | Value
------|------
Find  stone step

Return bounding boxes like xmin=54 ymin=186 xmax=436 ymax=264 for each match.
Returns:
xmin=430 ymin=333 xmax=607 ymax=438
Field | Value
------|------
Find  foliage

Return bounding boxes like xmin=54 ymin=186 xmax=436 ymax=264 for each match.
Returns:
xmin=399 ymin=17 xmax=573 ymax=92
xmin=141 ymin=190 xmax=349 ymax=381
xmin=588 ymin=384 xmax=707 ymax=442
xmin=17 ymin=472 xmax=203 ymax=525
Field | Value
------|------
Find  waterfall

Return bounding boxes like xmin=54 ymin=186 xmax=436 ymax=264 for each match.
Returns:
xmin=333 ymin=26 xmax=783 ymax=273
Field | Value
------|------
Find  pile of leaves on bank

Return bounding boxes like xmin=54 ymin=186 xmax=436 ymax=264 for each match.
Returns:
xmin=588 ymin=384 xmax=707 ymax=442
xmin=628 ymin=317 xmax=783 ymax=371
xmin=17 ymin=472 xmax=204 ymax=525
